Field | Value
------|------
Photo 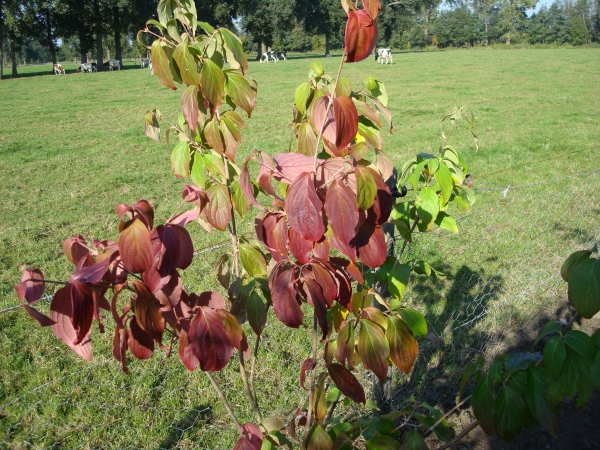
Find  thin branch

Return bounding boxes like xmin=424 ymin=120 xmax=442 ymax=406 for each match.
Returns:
xmin=205 ymin=371 xmax=242 ymax=432
xmin=302 ymin=314 xmax=319 ymax=449
xmin=423 ymin=395 xmax=471 ymax=437
xmin=434 ymin=421 xmax=478 ymax=450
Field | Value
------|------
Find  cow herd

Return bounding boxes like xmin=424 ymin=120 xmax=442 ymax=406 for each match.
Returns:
xmin=52 ymin=48 xmax=394 ymax=76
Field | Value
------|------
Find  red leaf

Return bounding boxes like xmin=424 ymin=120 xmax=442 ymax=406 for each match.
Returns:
xmin=189 ymin=306 xmax=234 ymax=371
xmin=257 ymin=152 xmax=279 ymax=196
xmin=134 ymin=200 xmax=154 ymax=229
xmin=270 ymin=267 xmax=304 ymax=328
xmin=15 ymin=269 xmax=45 ymax=304
xmin=217 ymin=309 xmax=246 ymax=352
xmin=255 ymin=212 xmax=289 ymax=261
xmin=23 ymin=305 xmax=55 ymax=327
xmin=118 ymin=218 xmax=153 ymax=273
xmin=313 ymin=239 xmax=330 ymax=260
xmin=128 ymin=316 xmax=154 ymax=359
xmin=182 ymin=185 xmax=208 ymax=207
xmin=330 ymin=257 xmax=364 ymax=285
xmin=352 ymin=221 xmax=387 ymax=269
xmin=300 ymin=357 xmax=317 ymax=390
xmin=333 ymin=97 xmax=359 ymax=152
xmin=172 ymin=224 xmax=194 ymax=269
xmin=368 ymin=170 xmax=393 ymax=225
xmin=234 ymin=423 xmax=263 ymax=450
xmin=63 ymin=235 xmax=91 ymax=265
xmin=71 ymin=253 xmax=115 ymax=284
xmin=362 ymin=0 xmax=382 ymax=21
xmin=336 ymin=323 xmax=355 ymax=368
xmin=113 ymin=325 xmax=129 ymax=373
xmin=303 ymin=278 xmax=329 ymax=340
xmin=131 ymin=281 xmax=165 ymax=344
xmin=155 ymin=271 xmax=183 ymax=309
xmin=178 ymin=324 xmax=200 ymax=371
xmin=289 ymin=228 xmax=313 ymax=264
xmin=326 ymin=363 xmax=366 ymax=404
xmin=71 ymin=282 xmax=94 ymax=345
xmin=307 ymin=261 xmax=338 ymax=307
xmin=332 ymin=269 xmax=353 ymax=310
xmin=310 ymin=96 xmax=335 ymax=148
xmin=285 ymin=172 xmax=325 ymax=242
xmin=386 ymin=316 xmax=418 ymax=374
xmin=50 ymin=285 xmax=92 ymax=361
xmin=345 ymin=10 xmax=378 ymax=63
xmin=240 ymin=157 xmax=264 ymax=210
xmin=169 ymin=208 xmax=201 ymax=227
xmin=324 ymin=180 xmax=359 ymax=258
xmin=273 ymin=153 xmax=314 ymax=184
xmin=181 ymin=85 xmax=199 ymax=131
xmin=196 ymin=291 xmax=227 ymax=309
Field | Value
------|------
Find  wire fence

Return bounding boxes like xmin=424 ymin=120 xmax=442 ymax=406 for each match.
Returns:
xmin=0 ymin=170 xmax=599 ymax=448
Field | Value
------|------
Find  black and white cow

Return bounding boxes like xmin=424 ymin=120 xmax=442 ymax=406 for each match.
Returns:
xmin=103 ymin=59 xmax=121 ymax=71
xmin=260 ymin=51 xmax=278 ymax=63
xmin=77 ymin=62 xmax=97 ymax=73
xmin=375 ymin=48 xmax=393 ymax=64
xmin=275 ymin=51 xmax=287 ymax=61
xmin=141 ymin=58 xmax=151 ymax=69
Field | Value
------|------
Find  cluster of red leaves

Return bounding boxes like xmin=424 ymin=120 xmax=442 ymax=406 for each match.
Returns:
xmin=344 ymin=0 xmax=382 ymax=63
xmin=15 ymin=188 xmax=248 ymax=374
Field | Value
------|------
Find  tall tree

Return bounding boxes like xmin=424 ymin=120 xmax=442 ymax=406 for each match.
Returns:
xmin=496 ymin=0 xmax=537 ymax=44
xmin=0 ymin=0 xmax=5 ymax=79
xmin=4 ymin=0 xmax=27 ymax=77
xmin=25 ymin=0 xmax=59 ymax=64
xmin=470 ymin=0 xmax=499 ymax=44
xmin=297 ymin=0 xmax=347 ymax=55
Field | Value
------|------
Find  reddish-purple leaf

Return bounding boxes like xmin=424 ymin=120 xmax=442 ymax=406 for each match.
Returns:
xmin=118 ymin=218 xmax=153 ymax=273
xmin=257 ymin=152 xmax=279 ymax=196
xmin=368 ymin=170 xmax=393 ymax=225
xmin=256 ymin=212 xmax=289 ymax=261
xmin=204 ymin=118 xmax=225 ymax=156
xmin=289 ymin=228 xmax=313 ymax=264
xmin=131 ymin=281 xmax=165 ymax=344
xmin=169 ymin=208 xmax=201 ymax=227
xmin=326 ymin=226 xmax=357 ymax=262
xmin=330 ymin=257 xmax=364 ymax=285
xmin=205 ymin=183 xmax=232 ymax=231
xmin=273 ymin=153 xmax=315 ymax=184
xmin=181 ymin=85 xmax=199 ymax=131
xmin=362 ymin=0 xmax=382 ymax=21
xmin=15 ymin=269 xmax=45 ymax=305
xmin=23 ymin=305 xmax=55 ymax=327
xmin=71 ymin=255 xmax=113 ymax=284
xmin=172 ymin=224 xmax=194 ymax=270
xmin=155 ymin=271 xmax=183 ymax=309
xmin=270 ymin=268 xmax=304 ymax=328
xmin=324 ymin=180 xmax=359 ymax=256
xmin=313 ymin=239 xmax=330 ymax=260
xmin=178 ymin=323 xmax=200 ymax=371
xmin=71 ymin=282 xmax=94 ymax=345
xmin=189 ymin=306 xmax=234 ymax=371
xmin=386 ymin=316 xmax=418 ymax=374
xmin=358 ymin=319 xmax=390 ymax=383
xmin=134 ymin=200 xmax=154 ymax=229
xmin=352 ymin=221 xmax=387 ymax=269
xmin=303 ymin=278 xmax=329 ymax=341
xmin=310 ymin=96 xmax=336 ymax=149
xmin=333 ymin=97 xmax=359 ymax=152
xmin=217 ymin=309 xmax=246 ymax=352
xmin=50 ymin=285 xmax=92 ymax=361
xmin=327 ymin=363 xmax=366 ymax=404
xmin=345 ymin=10 xmax=378 ymax=63
xmin=300 ymin=357 xmax=317 ymax=390
xmin=332 ymin=269 xmax=353 ymax=310
xmin=196 ymin=291 xmax=227 ymax=309
xmin=182 ymin=185 xmax=209 ymax=207
xmin=375 ymin=150 xmax=394 ymax=182
xmin=113 ymin=325 xmax=129 ymax=373
xmin=151 ymin=40 xmax=176 ymax=90
xmin=128 ymin=316 xmax=154 ymax=359
xmin=308 ymin=262 xmax=338 ymax=307
xmin=63 ymin=235 xmax=90 ymax=265
xmin=234 ymin=423 xmax=263 ymax=450
xmin=336 ymin=323 xmax=355 ymax=368
xmin=240 ymin=158 xmax=263 ymax=210
xmin=285 ymin=172 xmax=325 ymax=242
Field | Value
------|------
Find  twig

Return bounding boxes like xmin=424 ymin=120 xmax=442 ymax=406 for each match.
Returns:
xmin=302 ymin=314 xmax=319 ymax=449
xmin=205 ymin=371 xmax=242 ymax=432
xmin=423 ymin=395 xmax=471 ymax=437
xmin=434 ymin=421 xmax=478 ymax=450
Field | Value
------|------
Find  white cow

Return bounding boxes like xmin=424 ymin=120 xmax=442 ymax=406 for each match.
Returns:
xmin=376 ymin=48 xmax=393 ymax=64
xmin=260 ymin=51 xmax=278 ymax=63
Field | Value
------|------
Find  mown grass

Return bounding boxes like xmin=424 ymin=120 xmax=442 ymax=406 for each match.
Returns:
xmin=0 ymin=48 xmax=599 ymax=448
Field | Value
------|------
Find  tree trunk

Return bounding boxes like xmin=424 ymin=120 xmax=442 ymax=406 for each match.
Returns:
xmin=94 ymin=0 xmax=103 ymax=70
xmin=424 ymin=9 xmax=430 ymax=45
xmin=259 ymin=37 xmax=267 ymax=59
xmin=0 ymin=0 xmax=4 ymax=80
xmin=485 ymin=21 xmax=489 ymax=46
xmin=9 ymin=28 xmax=17 ymax=78
xmin=113 ymin=3 xmax=122 ymax=62
xmin=44 ymin=7 xmax=57 ymax=65
xmin=325 ymin=32 xmax=330 ymax=56
xmin=78 ymin=26 xmax=88 ymax=63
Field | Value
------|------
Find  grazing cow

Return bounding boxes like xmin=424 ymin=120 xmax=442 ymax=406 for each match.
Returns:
xmin=141 ymin=58 xmax=151 ymax=68
xmin=260 ymin=51 xmax=277 ymax=63
xmin=77 ymin=62 xmax=97 ymax=73
xmin=275 ymin=51 xmax=287 ymax=61
xmin=375 ymin=48 xmax=393 ymax=64
xmin=103 ymin=59 xmax=121 ymax=71
xmin=53 ymin=63 xmax=65 ymax=75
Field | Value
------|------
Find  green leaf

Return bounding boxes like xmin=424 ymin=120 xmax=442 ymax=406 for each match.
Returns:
xmin=533 ymin=321 xmax=562 ymax=346
xmin=239 ymin=243 xmax=267 ymax=277
xmin=355 ymin=166 xmax=378 ymax=211
xmin=526 ymin=367 xmax=559 ymax=437
xmin=386 ymin=316 xmax=418 ymax=375
xmin=306 ymin=424 xmax=333 ymax=450
xmin=568 ymin=259 xmax=600 ymax=318
xmin=399 ymin=308 xmax=427 ymax=336
xmin=219 ymin=28 xmax=248 ymax=74
xmin=157 ymin=0 xmax=176 ymax=27
xmin=170 ymin=141 xmax=190 ymax=178
xmin=357 ymin=121 xmax=383 ymax=149
xmin=295 ymin=82 xmax=312 ymax=115
xmin=505 ymin=352 xmax=540 ymax=374
xmin=412 ymin=261 xmax=431 ymax=277
xmin=434 ymin=211 xmax=458 ymax=233
xmin=366 ymin=399 xmax=380 ymax=411
xmin=151 ymin=40 xmax=176 ymax=90
xmin=310 ymin=61 xmax=324 ymax=77
xmin=200 ymin=58 xmax=226 ymax=111
xmin=247 ymin=290 xmax=267 ymax=336
xmin=556 ymin=352 xmax=577 ymax=398
xmin=358 ymin=319 xmax=390 ymax=384
xmin=215 ymin=253 xmax=230 ymax=289
xmin=399 ymin=429 xmax=427 ymax=450
xmin=365 ymin=435 xmax=400 ymax=450
xmin=172 ymin=42 xmax=200 ymax=87
xmin=203 ymin=152 xmax=226 ymax=179
xmin=415 ymin=187 xmax=439 ymax=231
xmin=224 ymin=70 xmax=256 ymax=117
xmin=564 ymin=330 xmax=598 ymax=363
xmin=435 ymin=161 xmax=453 ymax=205
xmin=543 ymin=335 xmax=566 ymax=379
xmin=492 ymin=384 xmax=526 ymax=442
xmin=231 ymin=181 xmax=249 ymax=219
xmin=489 ymin=362 xmax=503 ymax=382
xmin=198 ymin=21 xmax=215 ymax=34
xmin=370 ymin=81 xmax=388 ymax=107
xmin=472 ymin=374 xmax=495 ymax=435
xmin=561 ymin=250 xmax=592 ymax=282
xmin=388 ymin=264 xmax=411 ymax=300
xmin=591 ymin=351 xmax=600 ymax=391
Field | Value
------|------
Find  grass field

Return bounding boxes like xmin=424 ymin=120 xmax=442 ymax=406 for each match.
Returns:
xmin=1 ymin=48 xmax=599 ymax=448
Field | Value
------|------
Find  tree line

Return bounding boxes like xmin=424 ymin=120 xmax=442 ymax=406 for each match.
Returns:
xmin=1 ymin=0 xmax=598 ymax=78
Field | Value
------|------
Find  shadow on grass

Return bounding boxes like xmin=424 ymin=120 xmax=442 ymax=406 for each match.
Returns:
xmin=159 ymin=404 xmax=213 ymax=449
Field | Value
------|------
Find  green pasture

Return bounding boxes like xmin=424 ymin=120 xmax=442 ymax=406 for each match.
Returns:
xmin=0 ymin=48 xmax=599 ymax=448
